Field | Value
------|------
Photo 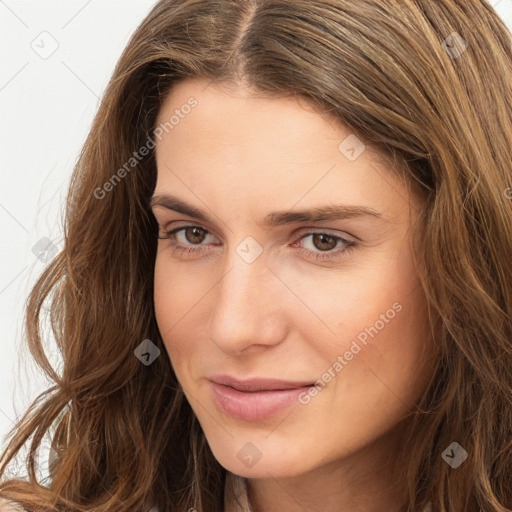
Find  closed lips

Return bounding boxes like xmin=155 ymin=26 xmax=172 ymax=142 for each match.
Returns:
xmin=209 ymin=376 xmax=316 ymax=421
xmin=209 ymin=376 xmax=315 ymax=392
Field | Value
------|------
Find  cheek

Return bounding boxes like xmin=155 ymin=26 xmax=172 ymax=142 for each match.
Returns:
xmin=327 ymin=275 xmax=432 ymax=415
xmin=153 ymin=256 xmax=172 ymax=337
xmin=153 ymin=255 xmax=192 ymax=358
xmin=153 ymin=253 xmax=218 ymax=376
xmin=153 ymin=251 xmax=206 ymax=332
xmin=298 ymin=246 xmax=432 ymax=404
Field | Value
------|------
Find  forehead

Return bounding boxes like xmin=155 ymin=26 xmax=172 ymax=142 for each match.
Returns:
xmin=156 ymin=79 xmax=373 ymax=174
xmin=155 ymin=78 xmax=349 ymax=157
xmin=153 ymin=78 xmax=417 ymax=223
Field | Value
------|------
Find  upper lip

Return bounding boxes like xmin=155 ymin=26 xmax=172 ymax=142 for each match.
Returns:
xmin=209 ymin=375 xmax=314 ymax=392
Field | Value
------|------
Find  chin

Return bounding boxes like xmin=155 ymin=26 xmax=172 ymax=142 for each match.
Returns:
xmin=206 ymin=432 xmax=316 ymax=479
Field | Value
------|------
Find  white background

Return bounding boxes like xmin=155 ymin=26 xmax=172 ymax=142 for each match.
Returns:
xmin=1 ymin=0 xmax=512 ymax=452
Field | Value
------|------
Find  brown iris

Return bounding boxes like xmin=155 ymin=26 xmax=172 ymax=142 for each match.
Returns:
xmin=311 ymin=233 xmax=338 ymax=251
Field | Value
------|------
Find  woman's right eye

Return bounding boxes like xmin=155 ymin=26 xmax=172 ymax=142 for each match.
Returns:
xmin=158 ymin=225 xmax=219 ymax=257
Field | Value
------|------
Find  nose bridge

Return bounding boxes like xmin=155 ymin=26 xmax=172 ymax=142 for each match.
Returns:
xmin=218 ymin=247 xmax=268 ymax=317
xmin=207 ymin=242 xmax=286 ymax=353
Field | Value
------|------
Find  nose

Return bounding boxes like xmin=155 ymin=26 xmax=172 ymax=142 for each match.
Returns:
xmin=206 ymin=248 xmax=289 ymax=355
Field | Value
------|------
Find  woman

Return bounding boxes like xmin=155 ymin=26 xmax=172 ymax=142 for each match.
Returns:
xmin=1 ymin=1 xmax=511 ymax=511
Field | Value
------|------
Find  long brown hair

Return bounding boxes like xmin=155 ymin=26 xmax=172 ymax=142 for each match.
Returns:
xmin=1 ymin=1 xmax=512 ymax=510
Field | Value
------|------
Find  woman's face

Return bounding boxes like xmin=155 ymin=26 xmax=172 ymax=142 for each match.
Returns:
xmin=152 ymin=78 xmax=435 ymax=480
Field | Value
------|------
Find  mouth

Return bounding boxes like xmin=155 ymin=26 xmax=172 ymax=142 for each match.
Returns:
xmin=209 ymin=375 xmax=315 ymax=392
xmin=208 ymin=375 xmax=315 ymax=420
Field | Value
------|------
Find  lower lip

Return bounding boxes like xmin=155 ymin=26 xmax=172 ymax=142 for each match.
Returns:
xmin=209 ymin=381 xmax=312 ymax=421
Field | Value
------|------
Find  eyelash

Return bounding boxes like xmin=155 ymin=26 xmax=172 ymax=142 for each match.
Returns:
xmin=157 ymin=225 xmax=357 ymax=261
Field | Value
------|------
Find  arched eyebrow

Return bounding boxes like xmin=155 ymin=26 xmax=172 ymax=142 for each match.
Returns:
xmin=149 ymin=193 xmax=386 ymax=227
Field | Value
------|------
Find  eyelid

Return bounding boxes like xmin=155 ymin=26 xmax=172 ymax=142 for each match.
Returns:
xmin=158 ymin=220 xmax=220 ymax=238
xmin=293 ymin=226 xmax=357 ymax=243
xmin=159 ymin=219 xmax=357 ymax=241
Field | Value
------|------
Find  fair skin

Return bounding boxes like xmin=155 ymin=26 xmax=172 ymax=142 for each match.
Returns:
xmin=152 ymin=78 xmax=436 ymax=512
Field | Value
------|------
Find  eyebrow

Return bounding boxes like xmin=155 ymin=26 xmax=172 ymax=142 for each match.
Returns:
xmin=149 ymin=193 xmax=385 ymax=227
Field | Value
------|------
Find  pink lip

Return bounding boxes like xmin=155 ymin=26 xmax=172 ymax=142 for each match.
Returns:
xmin=208 ymin=375 xmax=314 ymax=420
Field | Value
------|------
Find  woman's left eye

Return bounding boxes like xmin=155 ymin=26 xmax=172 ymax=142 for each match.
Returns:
xmin=158 ymin=225 xmax=357 ymax=261
xmin=292 ymin=232 xmax=357 ymax=261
